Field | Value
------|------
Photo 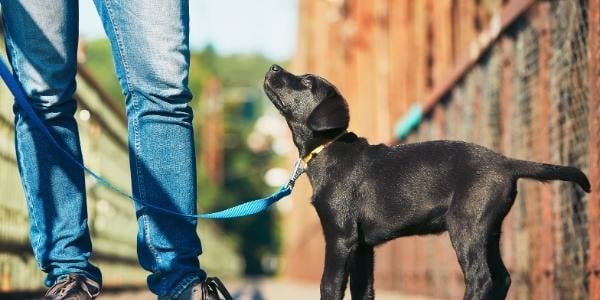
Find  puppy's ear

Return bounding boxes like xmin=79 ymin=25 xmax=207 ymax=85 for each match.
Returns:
xmin=307 ymin=91 xmax=350 ymax=132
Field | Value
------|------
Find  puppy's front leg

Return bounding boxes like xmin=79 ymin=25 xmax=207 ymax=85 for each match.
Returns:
xmin=320 ymin=238 xmax=355 ymax=300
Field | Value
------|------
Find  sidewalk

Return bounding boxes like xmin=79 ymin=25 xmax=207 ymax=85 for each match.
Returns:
xmin=98 ymin=278 xmax=437 ymax=300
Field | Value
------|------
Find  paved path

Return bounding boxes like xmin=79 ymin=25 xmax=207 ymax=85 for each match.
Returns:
xmin=98 ymin=279 xmax=436 ymax=300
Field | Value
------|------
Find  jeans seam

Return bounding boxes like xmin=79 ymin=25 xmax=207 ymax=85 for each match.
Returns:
xmin=14 ymin=121 xmax=43 ymax=266
xmin=142 ymin=214 xmax=161 ymax=273
xmin=103 ymin=0 xmax=162 ymax=276
xmin=169 ymin=275 xmax=201 ymax=299
xmin=102 ymin=0 xmax=134 ymax=95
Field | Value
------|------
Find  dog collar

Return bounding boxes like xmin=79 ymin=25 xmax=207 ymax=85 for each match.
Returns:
xmin=286 ymin=131 xmax=347 ymax=188
xmin=302 ymin=131 xmax=347 ymax=164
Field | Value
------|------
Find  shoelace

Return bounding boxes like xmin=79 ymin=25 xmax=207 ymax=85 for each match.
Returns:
xmin=44 ymin=274 xmax=100 ymax=299
xmin=202 ymin=277 xmax=233 ymax=300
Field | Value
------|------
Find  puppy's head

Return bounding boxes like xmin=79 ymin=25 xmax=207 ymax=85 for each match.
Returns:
xmin=263 ymin=65 xmax=349 ymax=145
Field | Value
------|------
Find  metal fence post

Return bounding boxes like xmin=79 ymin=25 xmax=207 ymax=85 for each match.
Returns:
xmin=531 ymin=3 xmax=555 ymax=299
xmin=588 ymin=0 xmax=600 ymax=297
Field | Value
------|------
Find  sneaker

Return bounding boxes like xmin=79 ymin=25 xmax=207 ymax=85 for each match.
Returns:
xmin=161 ymin=277 xmax=233 ymax=300
xmin=42 ymin=273 xmax=101 ymax=300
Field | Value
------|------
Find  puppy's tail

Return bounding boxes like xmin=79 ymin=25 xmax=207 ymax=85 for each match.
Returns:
xmin=507 ymin=159 xmax=591 ymax=193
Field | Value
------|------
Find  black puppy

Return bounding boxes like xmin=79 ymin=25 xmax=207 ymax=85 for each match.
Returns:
xmin=263 ymin=65 xmax=591 ymax=300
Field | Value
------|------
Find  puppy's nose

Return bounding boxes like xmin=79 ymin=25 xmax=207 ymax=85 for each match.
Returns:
xmin=270 ymin=64 xmax=281 ymax=72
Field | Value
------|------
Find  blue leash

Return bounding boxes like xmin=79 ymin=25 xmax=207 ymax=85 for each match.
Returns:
xmin=0 ymin=57 xmax=303 ymax=219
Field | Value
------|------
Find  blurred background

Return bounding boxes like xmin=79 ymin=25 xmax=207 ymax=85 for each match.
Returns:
xmin=0 ymin=0 xmax=599 ymax=299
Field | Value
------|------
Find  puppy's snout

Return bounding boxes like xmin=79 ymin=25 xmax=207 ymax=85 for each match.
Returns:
xmin=265 ymin=64 xmax=285 ymax=87
xmin=270 ymin=64 xmax=282 ymax=72
xmin=265 ymin=64 xmax=291 ymax=92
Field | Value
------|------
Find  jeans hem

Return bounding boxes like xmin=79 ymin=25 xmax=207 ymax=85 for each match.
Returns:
xmin=166 ymin=273 xmax=205 ymax=299
xmin=47 ymin=270 xmax=102 ymax=289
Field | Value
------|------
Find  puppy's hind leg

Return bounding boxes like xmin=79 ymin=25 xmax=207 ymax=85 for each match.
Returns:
xmin=487 ymin=231 xmax=511 ymax=299
xmin=485 ymin=186 xmax=515 ymax=299
xmin=350 ymin=243 xmax=374 ymax=300
xmin=448 ymin=221 xmax=496 ymax=300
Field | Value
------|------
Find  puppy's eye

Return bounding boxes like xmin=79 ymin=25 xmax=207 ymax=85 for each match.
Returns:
xmin=301 ymin=78 xmax=312 ymax=88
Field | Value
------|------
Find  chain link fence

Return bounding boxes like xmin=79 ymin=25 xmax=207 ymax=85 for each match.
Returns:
xmin=402 ymin=1 xmax=595 ymax=298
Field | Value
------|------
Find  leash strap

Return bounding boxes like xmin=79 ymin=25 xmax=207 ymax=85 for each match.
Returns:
xmin=0 ymin=57 xmax=296 ymax=219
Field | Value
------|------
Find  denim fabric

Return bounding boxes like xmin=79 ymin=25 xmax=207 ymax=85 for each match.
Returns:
xmin=1 ymin=0 xmax=206 ymax=297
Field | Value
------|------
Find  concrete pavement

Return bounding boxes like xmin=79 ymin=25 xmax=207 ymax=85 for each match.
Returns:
xmin=98 ymin=278 xmax=437 ymax=300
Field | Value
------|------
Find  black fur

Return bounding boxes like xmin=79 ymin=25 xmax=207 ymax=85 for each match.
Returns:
xmin=263 ymin=65 xmax=591 ymax=300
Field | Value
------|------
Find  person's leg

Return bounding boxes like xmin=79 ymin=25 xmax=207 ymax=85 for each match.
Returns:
xmin=1 ymin=0 xmax=102 ymax=287
xmin=92 ymin=0 xmax=205 ymax=297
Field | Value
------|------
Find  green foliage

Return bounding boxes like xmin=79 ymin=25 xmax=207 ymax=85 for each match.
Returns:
xmin=218 ymin=100 xmax=281 ymax=275
xmin=213 ymin=53 xmax=274 ymax=87
xmin=194 ymin=47 xmax=285 ymax=276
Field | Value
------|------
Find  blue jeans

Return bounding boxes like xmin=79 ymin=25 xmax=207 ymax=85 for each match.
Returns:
xmin=1 ymin=0 xmax=206 ymax=297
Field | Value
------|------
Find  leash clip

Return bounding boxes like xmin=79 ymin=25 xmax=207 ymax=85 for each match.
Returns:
xmin=286 ymin=159 xmax=305 ymax=188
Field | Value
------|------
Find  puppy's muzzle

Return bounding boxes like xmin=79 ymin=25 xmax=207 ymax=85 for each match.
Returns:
xmin=265 ymin=64 xmax=286 ymax=88
xmin=264 ymin=64 xmax=289 ymax=110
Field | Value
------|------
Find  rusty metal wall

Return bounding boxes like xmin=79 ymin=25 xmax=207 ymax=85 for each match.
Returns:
xmin=283 ymin=0 xmax=600 ymax=299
